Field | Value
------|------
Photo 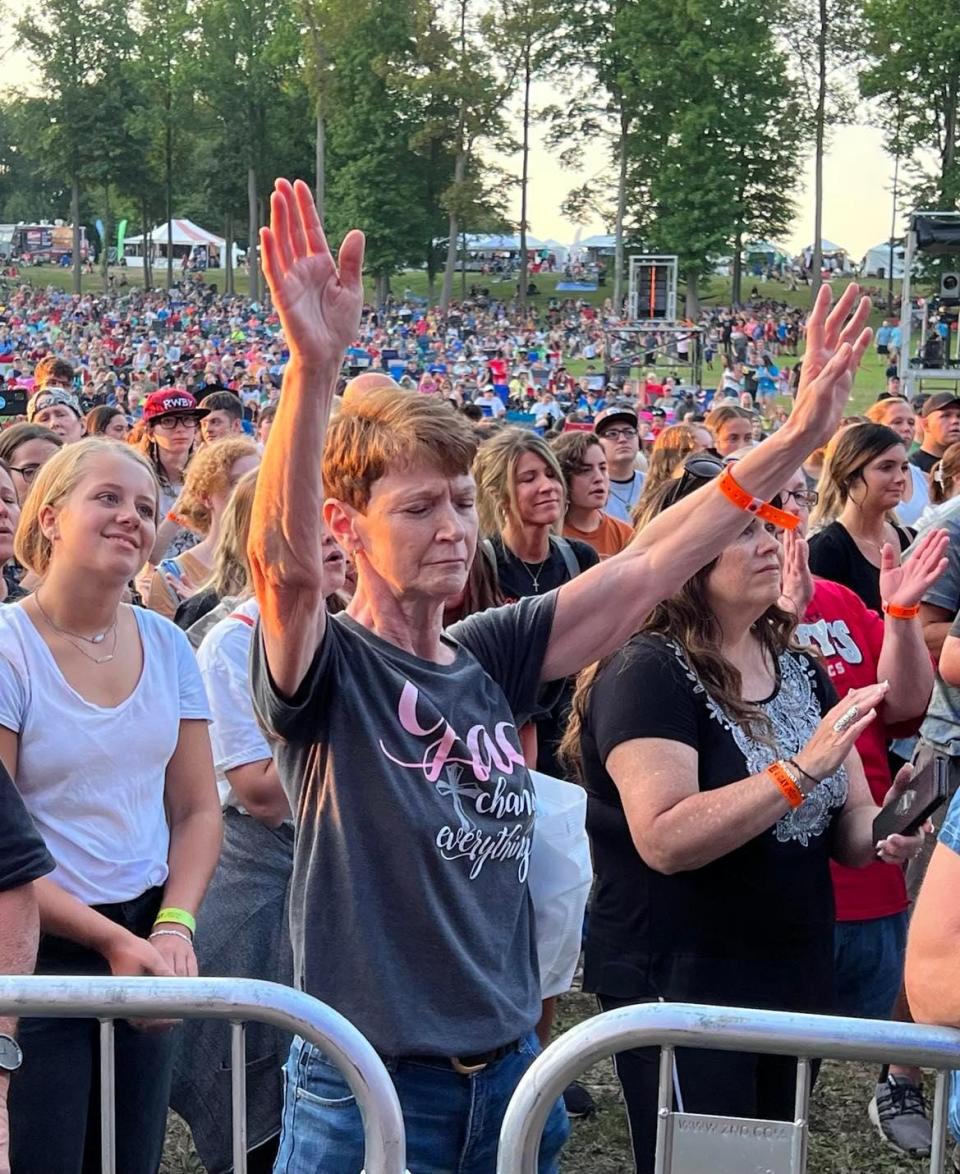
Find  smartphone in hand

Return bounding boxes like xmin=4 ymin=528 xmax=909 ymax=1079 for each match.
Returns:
xmin=873 ymin=754 xmax=948 ymax=842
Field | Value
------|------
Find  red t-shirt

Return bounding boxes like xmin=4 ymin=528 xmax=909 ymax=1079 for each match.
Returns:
xmin=798 ymin=578 xmax=921 ymax=921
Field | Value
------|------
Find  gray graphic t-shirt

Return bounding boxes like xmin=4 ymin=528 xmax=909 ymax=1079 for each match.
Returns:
xmin=251 ymin=592 xmax=557 ymax=1056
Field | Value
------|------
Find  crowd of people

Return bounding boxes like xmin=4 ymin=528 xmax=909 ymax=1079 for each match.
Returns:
xmin=3 ymin=178 xmax=960 ymax=1174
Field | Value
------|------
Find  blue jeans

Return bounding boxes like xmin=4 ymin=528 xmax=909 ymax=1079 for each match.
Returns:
xmin=833 ymin=912 xmax=908 ymax=1020
xmin=273 ymin=1031 xmax=569 ymax=1173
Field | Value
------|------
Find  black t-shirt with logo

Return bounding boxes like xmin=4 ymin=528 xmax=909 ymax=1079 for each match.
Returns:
xmin=490 ymin=534 xmax=599 ymax=777
xmin=579 ymin=632 xmax=843 ymax=1013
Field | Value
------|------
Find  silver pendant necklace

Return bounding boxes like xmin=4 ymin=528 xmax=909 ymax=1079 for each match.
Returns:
xmin=35 ymin=591 xmax=119 ymax=665
xmin=512 ymin=546 xmax=550 ymax=594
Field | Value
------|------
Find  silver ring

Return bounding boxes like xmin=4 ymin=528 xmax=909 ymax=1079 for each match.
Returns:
xmin=832 ymin=704 xmax=859 ymax=734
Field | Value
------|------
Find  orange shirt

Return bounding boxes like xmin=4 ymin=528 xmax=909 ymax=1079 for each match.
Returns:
xmin=563 ymin=512 xmax=634 ymax=558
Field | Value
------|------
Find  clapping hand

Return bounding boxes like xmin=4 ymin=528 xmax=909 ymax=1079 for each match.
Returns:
xmin=790 ymin=284 xmax=873 ymax=448
xmin=260 ymin=178 xmax=365 ymax=366
xmin=879 ymin=528 xmax=950 ymax=610
xmin=779 ymin=527 xmax=814 ymax=619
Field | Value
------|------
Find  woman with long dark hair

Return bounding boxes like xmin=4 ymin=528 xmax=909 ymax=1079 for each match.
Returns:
xmin=561 ymin=458 xmax=924 ymax=1174
xmin=808 ymin=422 xmax=912 ymax=612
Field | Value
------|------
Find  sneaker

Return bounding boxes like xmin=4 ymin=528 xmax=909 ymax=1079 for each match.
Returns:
xmin=868 ymin=1075 xmax=932 ymax=1157
xmin=562 ymin=1080 xmax=596 ymax=1119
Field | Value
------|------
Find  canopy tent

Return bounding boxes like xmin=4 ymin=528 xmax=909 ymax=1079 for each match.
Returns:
xmin=461 ymin=233 xmax=545 ymax=252
xmin=539 ymin=238 xmax=570 ymax=263
xmin=746 ymin=239 xmax=789 ymax=263
xmin=801 ymin=238 xmax=853 ymax=272
xmin=123 ymin=219 xmax=243 ymax=268
xmin=577 ymin=233 xmax=616 ymax=261
xmin=860 ymin=240 xmax=907 ymax=279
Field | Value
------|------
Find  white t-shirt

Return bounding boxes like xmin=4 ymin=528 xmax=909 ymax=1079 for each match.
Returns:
xmin=0 ymin=605 xmax=210 ymax=905
xmin=196 ymin=597 xmax=272 ymax=812
xmin=475 ymin=392 xmax=506 ymax=417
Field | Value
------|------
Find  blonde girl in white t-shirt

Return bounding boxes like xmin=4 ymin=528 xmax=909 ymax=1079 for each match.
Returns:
xmin=0 ymin=438 xmax=222 ymax=1174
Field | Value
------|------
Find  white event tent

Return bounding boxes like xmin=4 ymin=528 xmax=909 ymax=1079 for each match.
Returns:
xmin=123 ymin=219 xmax=243 ymax=268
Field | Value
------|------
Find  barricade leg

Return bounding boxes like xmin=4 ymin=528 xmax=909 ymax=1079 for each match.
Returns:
xmin=232 ymin=1020 xmax=248 ymax=1173
xmin=99 ymin=1018 xmax=116 ymax=1174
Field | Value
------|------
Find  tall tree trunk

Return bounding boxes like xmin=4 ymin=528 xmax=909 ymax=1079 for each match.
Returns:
xmin=942 ymin=71 xmax=957 ymax=204
xmin=71 ymin=172 xmax=81 ymax=295
xmin=613 ymin=105 xmax=628 ymax=314
xmin=248 ymin=166 xmax=260 ymax=302
xmin=101 ymin=186 xmax=110 ymax=296
xmin=440 ymin=161 xmax=463 ymax=318
xmin=518 ymin=41 xmax=532 ymax=318
xmin=811 ymin=0 xmax=827 ymax=300
xmin=165 ymin=102 xmax=174 ymax=289
xmin=441 ymin=0 xmax=469 ymax=320
xmin=460 ymin=230 xmax=467 ymax=299
xmin=142 ymin=194 xmax=152 ymax=289
xmin=731 ymin=227 xmax=744 ymax=307
xmin=315 ymin=105 xmax=326 ymax=221
xmin=375 ymin=271 xmax=390 ymax=307
xmin=225 ymin=214 xmax=234 ymax=295
xmin=685 ymin=269 xmax=700 ymax=319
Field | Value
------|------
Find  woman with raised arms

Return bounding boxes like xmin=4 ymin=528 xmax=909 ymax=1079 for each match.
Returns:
xmin=248 ymin=178 xmax=871 ymax=1173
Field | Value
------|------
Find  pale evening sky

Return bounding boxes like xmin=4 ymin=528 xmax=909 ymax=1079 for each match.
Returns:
xmin=3 ymin=40 xmax=904 ymax=261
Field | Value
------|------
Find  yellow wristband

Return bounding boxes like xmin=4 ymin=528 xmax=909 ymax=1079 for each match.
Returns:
xmin=154 ymin=907 xmax=196 ymax=935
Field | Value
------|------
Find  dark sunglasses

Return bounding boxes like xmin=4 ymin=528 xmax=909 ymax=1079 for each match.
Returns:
xmin=662 ymin=453 xmax=785 ymax=515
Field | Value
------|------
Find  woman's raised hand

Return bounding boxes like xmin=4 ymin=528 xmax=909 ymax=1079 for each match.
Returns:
xmin=794 ymin=680 xmax=889 ymax=784
xmin=789 ymin=284 xmax=873 ymax=448
xmin=879 ymin=528 xmax=950 ymax=610
xmin=260 ymin=178 xmax=365 ymax=367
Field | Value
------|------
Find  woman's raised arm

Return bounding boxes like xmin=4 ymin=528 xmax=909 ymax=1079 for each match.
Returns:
xmin=249 ymin=179 xmax=365 ymax=696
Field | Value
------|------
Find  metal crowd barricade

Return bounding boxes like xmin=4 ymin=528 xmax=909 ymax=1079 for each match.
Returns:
xmin=497 ymin=1001 xmax=960 ymax=1174
xmin=0 ymin=974 xmax=407 ymax=1174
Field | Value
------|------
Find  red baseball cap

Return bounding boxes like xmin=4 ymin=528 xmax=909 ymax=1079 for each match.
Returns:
xmin=142 ymin=388 xmax=209 ymax=423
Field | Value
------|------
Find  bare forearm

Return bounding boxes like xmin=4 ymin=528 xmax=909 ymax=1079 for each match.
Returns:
xmin=878 ymin=618 xmax=934 ymax=723
xmin=162 ymin=810 xmax=223 ymax=921
xmin=226 ymin=760 xmax=289 ymax=827
xmin=920 ymin=604 xmax=952 ymax=656
xmin=638 ymin=771 xmax=794 ymax=874
xmin=906 ymin=943 xmax=960 ymax=1025
xmin=250 ymin=354 xmax=340 ymax=592
xmin=635 ymin=422 xmax=809 ymax=565
xmin=149 ymin=515 xmax=181 ymax=563
xmin=0 ymin=885 xmax=40 ymax=1045
xmin=832 ymin=805 xmax=878 ymax=868
xmin=34 ymin=877 xmax=127 ymax=956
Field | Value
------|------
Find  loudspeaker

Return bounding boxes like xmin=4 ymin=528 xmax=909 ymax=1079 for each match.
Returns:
xmin=636 ymin=265 xmax=671 ymax=319
xmin=941 ymin=272 xmax=960 ymax=299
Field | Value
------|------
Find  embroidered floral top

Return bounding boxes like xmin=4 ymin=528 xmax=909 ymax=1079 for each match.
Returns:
xmin=579 ymin=632 xmax=845 ymax=1013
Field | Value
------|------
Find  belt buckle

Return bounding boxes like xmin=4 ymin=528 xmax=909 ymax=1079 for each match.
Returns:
xmin=450 ymin=1055 xmax=488 ymax=1075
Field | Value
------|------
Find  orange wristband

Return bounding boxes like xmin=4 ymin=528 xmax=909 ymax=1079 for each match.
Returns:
xmin=717 ymin=466 xmax=800 ymax=531
xmin=882 ymin=601 xmax=921 ymax=620
xmin=768 ymin=760 xmax=805 ymax=809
